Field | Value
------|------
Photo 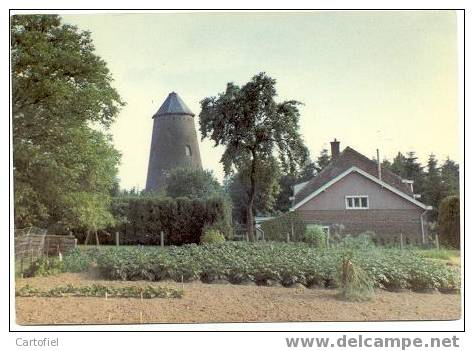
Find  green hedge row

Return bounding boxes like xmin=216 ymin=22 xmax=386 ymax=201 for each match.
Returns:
xmin=76 ymin=196 xmax=232 ymax=245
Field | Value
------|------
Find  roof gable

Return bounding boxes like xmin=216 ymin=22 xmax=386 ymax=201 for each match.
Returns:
xmin=291 ymin=166 xmax=431 ymax=210
xmin=292 ymin=147 xmax=430 ymax=210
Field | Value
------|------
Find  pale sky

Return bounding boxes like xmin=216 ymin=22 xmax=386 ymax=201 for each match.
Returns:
xmin=62 ymin=11 xmax=460 ymax=190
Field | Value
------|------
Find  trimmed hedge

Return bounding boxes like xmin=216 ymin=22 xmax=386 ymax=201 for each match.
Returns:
xmin=260 ymin=212 xmax=306 ymax=242
xmin=77 ymin=195 xmax=232 ymax=245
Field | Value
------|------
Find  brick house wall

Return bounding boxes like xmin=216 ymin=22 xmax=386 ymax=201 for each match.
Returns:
xmin=297 ymin=209 xmax=424 ymax=244
xmin=294 ymin=172 xmax=426 ymax=243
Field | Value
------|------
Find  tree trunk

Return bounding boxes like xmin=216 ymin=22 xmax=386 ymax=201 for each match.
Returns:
xmin=84 ymin=230 xmax=90 ymax=245
xmin=246 ymin=151 xmax=257 ymax=242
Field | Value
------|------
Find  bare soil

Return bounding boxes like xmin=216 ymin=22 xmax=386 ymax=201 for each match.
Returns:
xmin=15 ymin=273 xmax=461 ymax=325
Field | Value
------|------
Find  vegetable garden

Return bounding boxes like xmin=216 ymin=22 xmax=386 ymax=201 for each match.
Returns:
xmin=52 ymin=240 xmax=460 ymax=295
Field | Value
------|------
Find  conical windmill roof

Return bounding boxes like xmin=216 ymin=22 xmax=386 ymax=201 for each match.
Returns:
xmin=154 ymin=92 xmax=195 ymax=117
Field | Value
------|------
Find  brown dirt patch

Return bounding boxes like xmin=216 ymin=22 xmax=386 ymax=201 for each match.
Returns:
xmin=15 ymin=273 xmax=461 ymax=325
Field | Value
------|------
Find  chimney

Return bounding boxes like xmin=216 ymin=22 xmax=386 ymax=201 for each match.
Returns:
xmin=330 ymin=138 xmax=340 ymax=159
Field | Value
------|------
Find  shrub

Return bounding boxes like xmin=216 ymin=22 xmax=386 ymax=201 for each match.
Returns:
xmin=98 ymin=195 xmax=232 ymax=245
xmin=260 ymin=212 xmax=306 ymax=242
xmin=200 ymin=229 xmax=226 ymax=244
xmin=438 ymin=196 xmax=460 ymax=249
xmin=24 ymin=257 xmax=64 ymax=277
xmin=303 ymin=225 xmax=326 ymax=247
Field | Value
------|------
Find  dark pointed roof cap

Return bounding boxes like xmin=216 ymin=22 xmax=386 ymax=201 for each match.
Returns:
xmin=154 ymin=92 xmax=195 ymax=118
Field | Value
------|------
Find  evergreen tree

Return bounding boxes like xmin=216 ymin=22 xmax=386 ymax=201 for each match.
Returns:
xmin=404 ymin=151 xmax=424 ymax=193
xmin=422 ymin=154 xmax=443 ymax=221
xmin=390 ymin=152 xmax=407 ymax=178
xmin=441 ymin=158 xmax=460 ymax=197
xmin=316 ymin=149 xmax=331 ymax=172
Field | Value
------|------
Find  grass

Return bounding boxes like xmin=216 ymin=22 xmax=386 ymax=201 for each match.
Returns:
xmin=415 ymin=249 xmax=461 ymax=267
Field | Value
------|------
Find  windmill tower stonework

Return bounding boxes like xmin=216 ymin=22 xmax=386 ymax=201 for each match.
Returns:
xmin=145 ymin=92 xmax=203 ymax=192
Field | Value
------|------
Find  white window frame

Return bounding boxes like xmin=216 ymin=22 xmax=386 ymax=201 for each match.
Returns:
xmin=185 ymin=145 xmax=192 ymax=156
xmin=345 ymin=195 xmax=369 ymax=209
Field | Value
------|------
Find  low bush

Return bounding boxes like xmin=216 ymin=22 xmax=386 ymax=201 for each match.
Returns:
xmin=200 ymin=229 xmax=226 ymax=244
xmin=23 ymin=257 xmax=64 ymax=277
xmin=303 ymin=226 xmax=326 ymax=247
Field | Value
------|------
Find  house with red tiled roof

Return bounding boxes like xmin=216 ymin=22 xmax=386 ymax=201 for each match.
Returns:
xmin=290 ymin=140 xmax=432 ymax=245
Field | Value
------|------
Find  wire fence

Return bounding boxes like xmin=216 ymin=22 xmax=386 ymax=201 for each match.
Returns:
xmin=14 ymin=227 xmax=77 ymax=277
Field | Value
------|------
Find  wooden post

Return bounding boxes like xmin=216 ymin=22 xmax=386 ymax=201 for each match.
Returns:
xmin=160 ymin=231 xmax=164 ymax=247
xmin=115 ymin=232 xmax=120 ymax=247
xmin=94 ymin=230 xmax=100 ymax=246
xmin=400 ymin=233 xmax=404 ymax=250
xmin=435 ymin=233 xmax=440 ymax=250
xmin=286 ymin=232 xmax=290 ymax=243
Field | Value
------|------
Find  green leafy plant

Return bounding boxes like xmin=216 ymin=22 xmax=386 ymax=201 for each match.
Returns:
xmin=304 ymin=226 xmax=327 ymax=247
xmin=24 ymin=257 xmax=64 ymax=277
xmin=200 ymin=229 xmax=225 ymax=244
xmin=16 ymin=283 xmax=183 ymax=298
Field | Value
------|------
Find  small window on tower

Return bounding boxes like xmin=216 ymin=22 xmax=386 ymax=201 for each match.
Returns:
xmin=185 ymin=145 xmax=192 ymax=156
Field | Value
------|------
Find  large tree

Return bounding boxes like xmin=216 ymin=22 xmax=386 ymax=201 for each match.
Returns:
xmin=441 ymin=157 xmax=460 ymax=197
xmin=316 ymin=148 xmax=331 ymax=172
xmin=12 ymin=15 xmax=124 ymax=230
xmin=422 ymin=154 xmax=443 ymax=221
xmin=200 ymin=73 xmax=308 ymax=240
xmin=226 ymin=157 xmax=281 ymax=225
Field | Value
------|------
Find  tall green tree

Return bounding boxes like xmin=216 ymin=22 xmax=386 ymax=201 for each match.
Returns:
xmin=165 ymin=167 xmax=222 ymax=199
xmin=316 ymin=148 xmax=331 ymax=172
xmin=225 ymin=157 xmax=281 ymax=225
xmin=404 ymin=151 xmax=424 ymax=193
xmin=422 ymin=154 xmax=443 ymax=221
xmin=390 ymin=152 xmax=407 ymax=178
xmin=12 ymin=15 xmax=124 ymax=230
xmin=200 ymin=72 xmax=308 ymax=240
xmin=441 ymin=158 xmax=460 ymax=197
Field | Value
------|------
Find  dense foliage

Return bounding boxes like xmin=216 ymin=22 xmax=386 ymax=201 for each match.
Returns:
xmin=304 ymin=226 xmax=327 ymax=247
xmin=200 ymin=229 xmax=226 ymax=244
xmin=438 ymin=196 xmax=460 ymax=249
xmin=61 ymin=242 xmax=460 ymax=292
xmin=165 ymin=167 xmax=222 ymax=199
xmin=99 ymin=195 xmax=232 ymax=245
xmin=200 ymin=72 xmax=309 ymax=240
xmin=260 ymin=212 xmax=306 ymax=242
xmin=12 ymin=15 xmax=124 ymax=230
xmin=225 ymin=157 xmax=281 ymax=224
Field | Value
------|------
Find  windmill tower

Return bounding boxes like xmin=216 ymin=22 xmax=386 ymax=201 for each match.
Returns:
xmin=145 ymin=92 xmax=203 ymax=192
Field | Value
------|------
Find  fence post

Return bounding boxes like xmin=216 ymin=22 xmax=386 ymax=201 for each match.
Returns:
xmin=400 ymin=233 xmax=404 ymax=250
xmin=160 ymin=231 xmax=164 ymax=247
xmin=435 ymin=233 xmax=440 ymax=250
xmin=286 ymin=232 xmax=290 ymax=243
xmin=115 ymin=232 xmax=120 ymax=247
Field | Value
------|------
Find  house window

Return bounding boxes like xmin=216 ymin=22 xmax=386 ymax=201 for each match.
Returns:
xmin=345 ymin=196 xmax=369 ymax=209
xmin=185 ymin=145 xmax=192 ymax=156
